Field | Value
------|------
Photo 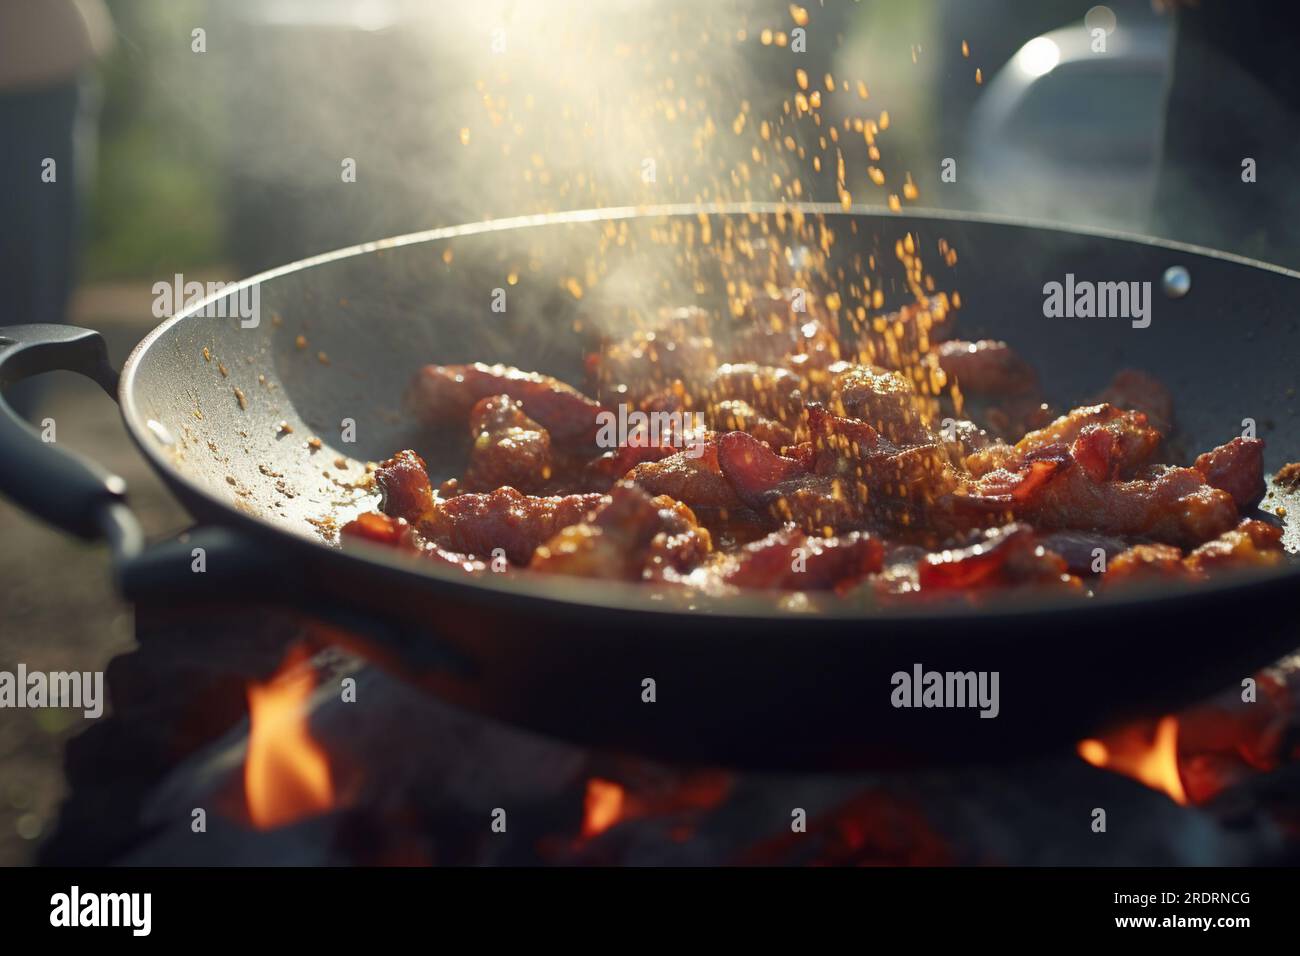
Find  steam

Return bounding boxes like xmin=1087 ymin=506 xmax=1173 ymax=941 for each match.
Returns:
xmin=197 ymin=2 xmax=914 ymax=239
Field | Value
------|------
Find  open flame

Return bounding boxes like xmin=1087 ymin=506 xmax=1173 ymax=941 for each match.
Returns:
xmin=582 ymin=778 xmax=627 ymax=838
xmin=245 ymin=648 xmax=334 ymax=829
xmin=1078 ymin=715 xmax=1187 ymax=805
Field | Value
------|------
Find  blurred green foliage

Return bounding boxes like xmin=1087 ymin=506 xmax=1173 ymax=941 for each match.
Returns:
xmin=84 ymin=0 xmax=226 ymax=279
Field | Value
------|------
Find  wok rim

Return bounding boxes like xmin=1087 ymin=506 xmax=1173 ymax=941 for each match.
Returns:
xmin=117 ymin=201 xmax=1300 ymax=624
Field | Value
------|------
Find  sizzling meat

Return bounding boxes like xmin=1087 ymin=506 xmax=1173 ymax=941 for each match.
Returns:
xmin=340 ymin=297 xmax=1289 ymax=603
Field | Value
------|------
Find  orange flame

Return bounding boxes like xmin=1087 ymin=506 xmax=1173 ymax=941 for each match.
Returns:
xmin=245 ymin=649 xmax=334 ymax=828
xmin=582 ymin=778 xmax=627 ymax=837
xmin=1078 ymin=715 xmax=1187 ymax=805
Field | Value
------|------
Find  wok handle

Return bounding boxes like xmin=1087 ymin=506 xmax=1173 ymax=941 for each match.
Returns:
xmin=0 ymin=324 xmax=342 ymax=587
xmin=0 ymin=325 xmax=469 ymax=673
xmin=0 ymin=324 xmax=274 ymax=592
xmin=0 ymin=324 xmax=143 ymax=552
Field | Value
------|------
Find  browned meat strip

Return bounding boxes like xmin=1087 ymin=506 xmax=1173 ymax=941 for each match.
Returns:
xmin=419 ymin=487 xmax=606 ymax=565
xmin=1184 ymin=518 xmax=1283 ymax=574
xmin=1067 ymin=413 xmax=1162 ymax=482
xmin=627 ymin=438 xmax=765 ymax=536
xmin=723 ymin=527 xmax=883 ymax=591
xmin=827 ymin=362 xmax=933 ymax=446
xmin=917 ymin=523 xmax=1077 ymax=593
xmin=1194 ymin=437 xmax=1266 ymax=510
xmin=1014 ymin=404 xmax=1157 ymax=467
xmin=706 ymin=399 xmax=795 ymax=451
xmin=1015 ymin=464 xmax=1239 ymax=548
xmin=1106 ymin=519 xmax=1283 ymax=586
xmin=408 ymin=362 xmax=608 ymax=446
xmin=530 ymin=481 xmax=712 ymax=581
xmin=339 ymin=512 xmax=489 ymax=573
xmin=463 ymin=395 xmax=553 ymax=493
xmin=1103 ymin=542 xmax=1188 ymax=586
xmin=375 ymin=449 xmax=435 ymax=523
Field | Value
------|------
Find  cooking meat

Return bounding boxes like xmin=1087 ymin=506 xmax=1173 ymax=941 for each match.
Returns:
xmin=1103 ymin=542 xmax=1187 ymax=586
xmin=463 ymin=394 xmax=553 ymax=493
xmin=827 ymin=362 xmax=933 ymax=446
xmin=729 ymin=316 xmax=841 ymax=370
xmin=340 ymin=512 xmax=490 ymax=573
xmin=706 ymin=399 xmax=796 ymax=451
xmin=1184 ymin=517 xmax=1284 ymax=574
xmin=530 ymin=481 xmax=712 ymax=581
xmin=418 ymin=487 xmax=606 ymax=566
xmin=722 ymin=527 xmax=883 ymax=591
xmin=1037 ymin=530 xmax=1130 ymax=576
xmin=937 ymin=340 xmax=1038 ymax=397
xmin=717 ymin=411 xmax=963 ymax=539
xmin=716 ymin=429 xmax=862 ymax=532
xmin=1012 ymin=463 xmax=1239 ymax=548
xmin=705 ymin=362 xmax=805 ymax=426
xmin=364 ymin=451 xmax=605 ymax=565
xmin=409 ymin=362 xmax=608 ymax=446
xmin=345 ymin=281 xmax=1290 ymax=602
xmin=1106 ymin=518 xmax=1283 ymax=586
xmin=593 ymin=324 xmax=718 ymax=405
xmin=938 ymin=418 xmax=995 ymax=465
xmin=1194 ymin=436 xmax=1266 ymax=510
xmin=375 ymin=449 xmax=436 ymax=524
xmin=1013 ymin=404 xmax=1160 ymax=471
xmin=916 ymin=523 xmax=1078 ymax=593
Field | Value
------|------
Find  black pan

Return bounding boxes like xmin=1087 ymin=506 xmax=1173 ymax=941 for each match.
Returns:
xmin=2 ymin=203 xmax=1298 ymax=770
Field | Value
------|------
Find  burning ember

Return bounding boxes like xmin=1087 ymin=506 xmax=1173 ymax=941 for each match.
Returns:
xmin=244 ymin=649 xmax=334 ymax=829
xmin=582 ymin=778 xmax=628 ymax=838
xmin=1078 ymin=715 xmax=1188 ymax=805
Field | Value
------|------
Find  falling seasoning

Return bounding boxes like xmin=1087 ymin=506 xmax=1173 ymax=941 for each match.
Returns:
xmin=277 ymin=420 xmax=293 ymax=435
xmin=295 ymin=334 xmax=307 ymax=350
xmin=307 ymin=437 xmax=322 ymax=451
xmin=975 ymin=68 xmax=983 ymax=85
xmin=317 ymin=351 xmax=330 ymax=365
xmin=233 ymin=387 xmax=247 ymax=410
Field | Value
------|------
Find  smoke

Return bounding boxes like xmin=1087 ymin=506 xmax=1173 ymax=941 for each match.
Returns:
xmin=180 ymin=2 xmax=921 ymax=261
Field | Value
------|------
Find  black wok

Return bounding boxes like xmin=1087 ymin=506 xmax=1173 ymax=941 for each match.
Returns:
xmin=2 ymin=203 xmax=1298 ymax=771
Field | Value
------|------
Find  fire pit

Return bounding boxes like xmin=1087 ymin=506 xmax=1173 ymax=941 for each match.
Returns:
xmin=36 ymin=571 xmax=1300 ymax=868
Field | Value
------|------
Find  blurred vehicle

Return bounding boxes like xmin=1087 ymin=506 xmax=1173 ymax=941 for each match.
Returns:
xmin=967 ymin=20 xmax=1173 ymax=232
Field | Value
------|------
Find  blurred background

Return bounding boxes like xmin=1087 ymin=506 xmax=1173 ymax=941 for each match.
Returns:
xmin=3 ymin=0 xmax=1299 ymax=864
